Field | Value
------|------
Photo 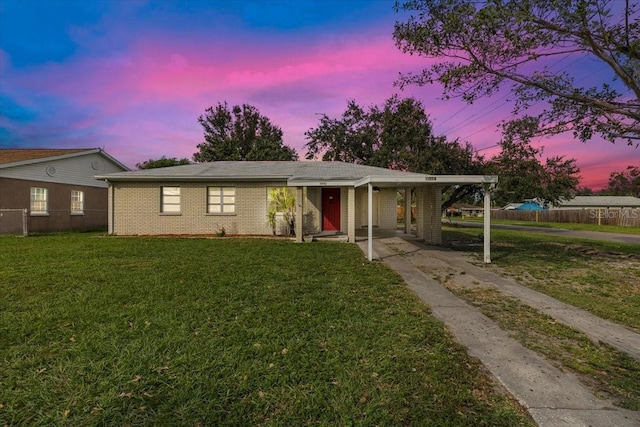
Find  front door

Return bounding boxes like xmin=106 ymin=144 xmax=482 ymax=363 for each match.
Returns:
xmin=321 ymin=188 xmax=341 ymax=231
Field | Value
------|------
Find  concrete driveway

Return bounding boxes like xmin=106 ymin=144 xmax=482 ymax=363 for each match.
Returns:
xmin=358 ymin=235 xmax=640 ymax=427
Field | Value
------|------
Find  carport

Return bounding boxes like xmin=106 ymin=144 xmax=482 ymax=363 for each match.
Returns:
xmin=353 ymin=175 xmax=498 ymax=263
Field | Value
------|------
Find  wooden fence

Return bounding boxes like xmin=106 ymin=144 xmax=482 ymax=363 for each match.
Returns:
xmin=490 ymin=208 xmax=640 ymax=227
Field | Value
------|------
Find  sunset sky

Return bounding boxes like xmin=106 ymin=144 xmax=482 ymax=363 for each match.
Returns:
xmin=1 ymin=0 xmax=638 ymax=189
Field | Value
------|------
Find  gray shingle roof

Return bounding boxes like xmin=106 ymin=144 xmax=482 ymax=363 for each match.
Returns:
xmin=96 ymin=161 xmax=427 ymax=182
xmin=0 ymin=148 xmax=130 ymax=171
xmin=559 ymin=196 xmax=640 ymax=207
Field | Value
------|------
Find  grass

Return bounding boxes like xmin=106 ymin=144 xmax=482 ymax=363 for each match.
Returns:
xmin=457 ymin=217 xmax=640 ymax=235
xmin=0 ymin=233 xmax=533 ymax=426
xmin=441 ymin=286 xmax=640 ymax=410
xmin=443 ymin=225 xmax=640 ymax=332
xmin=438 ymin=227 xmax=640 ymax=409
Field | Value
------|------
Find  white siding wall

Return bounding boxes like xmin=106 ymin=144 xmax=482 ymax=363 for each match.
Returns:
xmin=0 ymin=153 xmax=125 ymax=188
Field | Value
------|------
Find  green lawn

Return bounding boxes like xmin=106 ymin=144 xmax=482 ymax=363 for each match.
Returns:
xmin=457 ymin=217 xmax=640 ymax=235
xmin=0 ymin=234 xmax=532 ymax=426
xmin=448 ymin=287 xmax=640 ymax=410
xmin=440 ymin=226 xmax=640 ymax=410
xmin=443 ymin=226 xmax=640 ymax=332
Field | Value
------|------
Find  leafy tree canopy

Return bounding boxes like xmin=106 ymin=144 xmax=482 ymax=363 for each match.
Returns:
xmin=193 ymin=102 xmax=298 ymax=162
xmin=305 ymin=95 xmax=480 ymax=174
xmin=605 ymin=165 xmax=640 ymax=196
xmin=394 ymin=0 xmax=640 ymax=146
xmin=305 ymin=97 xmax=581 ymax=208
xmin=304 ymin=96 xmax=484 ymax=209
xmin=486 ymin=118 xmax=581 ymax=206
xmin=136 ymin=156 xmax=191 ymax=170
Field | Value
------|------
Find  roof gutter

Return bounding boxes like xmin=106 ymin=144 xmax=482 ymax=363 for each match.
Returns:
xmin=353 ymin=174 xmax=499 ymax=188
xmin=95 ymin=174 xmax=292 ymax=182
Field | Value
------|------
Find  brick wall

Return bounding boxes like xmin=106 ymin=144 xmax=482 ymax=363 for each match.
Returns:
xmin=304 ymin=187 xmax=321 ymax=234
xmin=415 ymin=185 xmax=442 ymax=244
xmin=354 ymin=186 xmax=399 ymax=230
xmin=111 ymin=181 xmax=288 ymax=235
xmin=377 ymin=189 xmax=398 ymax=230
xmin=1 ymin=177 xmax=108 ymax=233
xmin=109 ymin=182 xmax=410 ymax=236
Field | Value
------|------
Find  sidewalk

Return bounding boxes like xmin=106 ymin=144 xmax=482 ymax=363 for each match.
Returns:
xmin=358 ymin=236 xmax=640 ymax=427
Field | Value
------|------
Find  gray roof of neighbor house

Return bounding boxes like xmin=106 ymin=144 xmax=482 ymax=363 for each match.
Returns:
xmin=558 ymin=196 xmax=640 ymax=208
xmin=96 ymin=161 xmax=498 ymax=187
xmin=0 ymin=148 xmax=129 ymax=171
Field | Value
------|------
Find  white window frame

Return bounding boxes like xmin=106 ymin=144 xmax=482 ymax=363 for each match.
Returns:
xmin=207 ymin=187 xmax=235 ymax=214
xmin=71 ymin=190 xmax=84 ymax=215
xmin=161 ymin=186 xmax=181 ymax=214
xmin=30 ymin=187 xmax=48 ymax=215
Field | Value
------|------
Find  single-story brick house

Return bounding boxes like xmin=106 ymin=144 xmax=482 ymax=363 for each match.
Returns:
xmin=97 ymin=161 xmax=497 ymax=261
xmin=0 ymin=148 xmax=129 ymax=234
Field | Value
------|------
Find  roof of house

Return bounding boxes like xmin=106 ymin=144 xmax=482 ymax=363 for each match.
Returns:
xmin=0 ymin=148 xmax=129 ymax=171
xmin=96 ymin=161 xmax=498 ymax=187
xmin=558 ymin=196 xmax=640 ymax=207
xmin=515 ymin=201 xmax=546 ymax=210
xmin=0 ymin=148 xmax=89 ymax=164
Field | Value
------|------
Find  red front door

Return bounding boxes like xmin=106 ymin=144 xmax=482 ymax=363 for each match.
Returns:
xmin=322 ymin=188 xmax=341 ymax=231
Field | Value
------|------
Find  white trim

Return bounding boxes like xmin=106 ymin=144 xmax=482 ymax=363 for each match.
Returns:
xmin=483 ymin=185 xmax=492 ymax=264
xmin=367 ymin=182 xmax=373 ymax=262
xmin=355 ymin=174 xmax=498 ymax=187
xmin=287 ymin=178 xmax=358 ymax=187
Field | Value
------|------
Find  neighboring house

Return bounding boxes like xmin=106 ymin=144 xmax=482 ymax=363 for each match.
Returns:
xmin=552 ymin=195 xmax=640 ymax=210
xmin=97 ymin=161 xmax=498 ymax=261
xmin=503 ymin=199 xmax=546 ymax=210
xmin=0 ymin=148 xmax=129 ymax=234
xmin=448 ymin=204 xmax=485 ymax=217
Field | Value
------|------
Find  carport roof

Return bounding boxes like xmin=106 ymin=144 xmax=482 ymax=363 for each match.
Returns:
xmin=96 ymin=160 xmax=497 ymax=186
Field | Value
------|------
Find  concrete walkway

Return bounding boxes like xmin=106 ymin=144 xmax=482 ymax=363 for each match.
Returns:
xmin=358 ymin=236 xmax=640 ymax=427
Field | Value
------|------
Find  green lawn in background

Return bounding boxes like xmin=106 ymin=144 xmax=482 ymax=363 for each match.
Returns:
xmin=0 ymin=234 xmax=532 ymax=426
xmin=456 ymin=217 xmax=640 ymax=235
xmin=443 ymin=225 xmax=640 ymax=332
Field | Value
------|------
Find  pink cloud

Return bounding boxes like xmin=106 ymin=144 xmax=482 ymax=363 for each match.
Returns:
xmin=3 ymin=13 xmax=636 ymax=187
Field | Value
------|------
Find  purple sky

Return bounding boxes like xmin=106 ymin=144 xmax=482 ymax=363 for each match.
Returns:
xmin=1 ymin=0 xmax=638 ymax=189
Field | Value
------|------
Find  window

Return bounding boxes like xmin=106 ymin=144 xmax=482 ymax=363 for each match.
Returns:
xmin=161 ymin=187 xmax=181 ymax=213
xmin=208 ymin=187 xmax=235 ymax=213
xmin=30 ymin=187 xmax=48 ymax=215
xmin=71 ymin=190 xmax=84 ymax=214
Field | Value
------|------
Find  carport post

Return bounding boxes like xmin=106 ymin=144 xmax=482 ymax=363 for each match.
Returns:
xmin=295 ymin=186 xmax=304 ymax=242
xmin=368 ymin=182 xmax=373 ymax=261
xmin=404 ymin=187 xmax=412 ymax=234
xmin=483 ymin=184 xmax=491 ymax=263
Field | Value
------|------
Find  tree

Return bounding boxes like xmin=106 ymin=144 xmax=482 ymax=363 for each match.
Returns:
xmin=606 ymin=165 xmax=640 ymax=196
xmin=485 ymin=119 xmax=581 ymax=206
xmin=193 ymin=102 xmax=298 ymax=162
xmin=394 ymin=0 xmax=640 ymax=146
xmin=267 ymin=187 xmax=296 ymax=235
xmin=136 ymin=156 xmax=191 ymax=170
xmin=304 ymin=96 xmax=485 ymax=209
xmin=305 ymin=96 xmax=480 ymax=172
xmin=575 ymin=186 xmax=595 ymax=195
